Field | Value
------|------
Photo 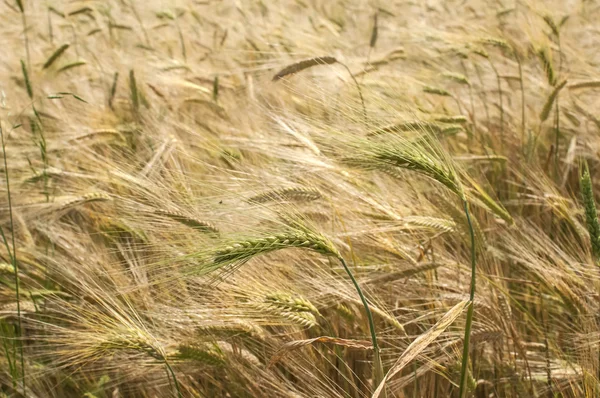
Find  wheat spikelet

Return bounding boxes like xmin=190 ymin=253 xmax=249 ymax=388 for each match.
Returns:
xmin=366 ymin=262 xmax=444 ymax=285
xmin=196 ymin=321 xmax=263 ymax=339
xmin=42 ymin=44 xmax=70 ymax=69
xmin=0 ymin=263 xmax=15 ymax=274
xmin=56 ymin=192 xmax=111 ymax=211
xmin=481 ymin=37 xmax=512 ymax=51
xmin=253 ymin=292 xmax=321 ymax=328
xmin=97 ymin=331 xmax=164 ymax=360
xmin=129 ymin=69 xmax=139 ymax=113
xmin=248 ymin=187 xmax=322 ymax=204
xmin=569 ymin=81 xmax=600 ymax=90
xmin=56 ymin=61 xmax=87 ymax=74
xmin=343 ymin=142 xmax=463 ymax=199
xmin=277 ymin=310 xmax=318 ymax=327
xmin=537 ymin=47 xmax=557 ymax=86
xmin=472 ymin=48 xmax=489 ymax=58
xmin=442 ymin=72 xmax=470 ymax=85
xmin=20 ymin=60 xmax=33 ymax=99
xmin=434 ymin=115 xmax=468 ymax=124
xmin=402 ymin=216 xmax=456 ymax=232
xmin=211 ymin=230 xmax=339 ymax=265
xmin=423 ymin=86 xmax=451 ymax=97
xmin=175 ymin=343 xmax=225 ymax=366
xmin=540 ymin=79 xmax=567 ymax=122
xmin=108 ymin=72 xmax=119 ymax=109
xmin=368 ymin=120 xmax=442 ymax=136
xmin=580 ymin=161 xmax=600 ymax=261
xmin=153 ymin=209 xmax=219 ymax=235
xmin=67 ymin=7 xmax=93 ymax=16
xmin=264 ymin=292 xmax=320 ymax=315
xmin=269 ymin=336 xmax=372 ymax=367
xmin=369 ymin=13 xmax=379 ymax=48
xmin=470 ymin=326 xmax=503 ymax=344
xmin=543 ymin=15 xmax=560 ymax=37
xmin=272 ymin=56 xmax=337 ymax=81
xmin=72 ymin=129 xmax=125 ymax=143
xmin=334 ymin=303 xmax=355 ymax=322
xmin=302 ymin=210 xmax=330 ymax=222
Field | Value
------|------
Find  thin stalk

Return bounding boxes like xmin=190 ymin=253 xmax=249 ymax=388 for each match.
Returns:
xmin=517 ymin=54 xmax=526 ymax=146
xmin=488 ymin=60 xmax=504 ymax=151
xmin=339 ymin=257 xmax=383 ymax=392
xmin=164 ymin=360 xmax=182 ymax=398
xmin=458 ymin=200 xmax=476 ymax=398
xmin=338 ymin=62 xmax=367 ymax=122
xmin=0 ymin=125 xmax=25 ymax=395
xmin=129 ymin=0 xmax=150 ymax=46
xmin=554 ymin=97 xmax=560 ymax=180
xmin=18 ymin=2 xmax=31 ymax=69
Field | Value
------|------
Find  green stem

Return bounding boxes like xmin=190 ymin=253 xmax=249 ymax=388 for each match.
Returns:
xmin=339 ymin=257 xmax=383 ymax=391
xmin=0 ymin=125 xmax=25 ymax=396
xmin=164 ymin=360 xmax=182 ymax=398
xmin=458 ymin=199 xmax=476 ymax=398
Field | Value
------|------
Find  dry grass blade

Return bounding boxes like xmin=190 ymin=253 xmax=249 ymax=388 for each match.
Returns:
xmin=269 ymin=336 xmax=372 ymax=367
xmin=272 ymin=56 xmax=337 ymax=81
xmin=372 ymin=301 xmax=469 ymax=398
xmin=540 ymin=79 xmax=567 ymax=122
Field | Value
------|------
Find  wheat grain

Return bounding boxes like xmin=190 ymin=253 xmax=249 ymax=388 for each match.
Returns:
xmin=272 ymin=56 xmax=337 ymax=81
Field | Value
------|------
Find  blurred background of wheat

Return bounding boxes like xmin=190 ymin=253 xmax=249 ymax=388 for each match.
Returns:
xmin=1 ymin=0 xmax=599 ymax=396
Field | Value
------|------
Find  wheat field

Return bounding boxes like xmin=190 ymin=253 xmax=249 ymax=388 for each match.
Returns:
xmin=1 ymin=0 xmax=599 ymax=397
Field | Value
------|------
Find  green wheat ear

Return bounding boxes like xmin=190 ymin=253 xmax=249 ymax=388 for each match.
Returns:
xmin=580 ymin=161 xmax=600 ymax=262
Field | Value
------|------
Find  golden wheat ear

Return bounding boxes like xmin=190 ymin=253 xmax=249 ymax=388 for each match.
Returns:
xmin=272 ymin=57 xmax=337 ymax=81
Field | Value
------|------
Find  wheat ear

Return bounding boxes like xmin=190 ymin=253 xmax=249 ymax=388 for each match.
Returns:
xmin=580 ymin=161 xmax=600 ymax=261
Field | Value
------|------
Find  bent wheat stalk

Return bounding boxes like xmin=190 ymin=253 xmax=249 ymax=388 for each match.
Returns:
xmin=342 ymin=139 xmax=476 ymax=398
xmin=205 ymin=226 xmax=384 ymax=390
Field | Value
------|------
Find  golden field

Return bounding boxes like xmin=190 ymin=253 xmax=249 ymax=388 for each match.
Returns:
xmin=0 ymin=0 xmax=599 ymax=397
